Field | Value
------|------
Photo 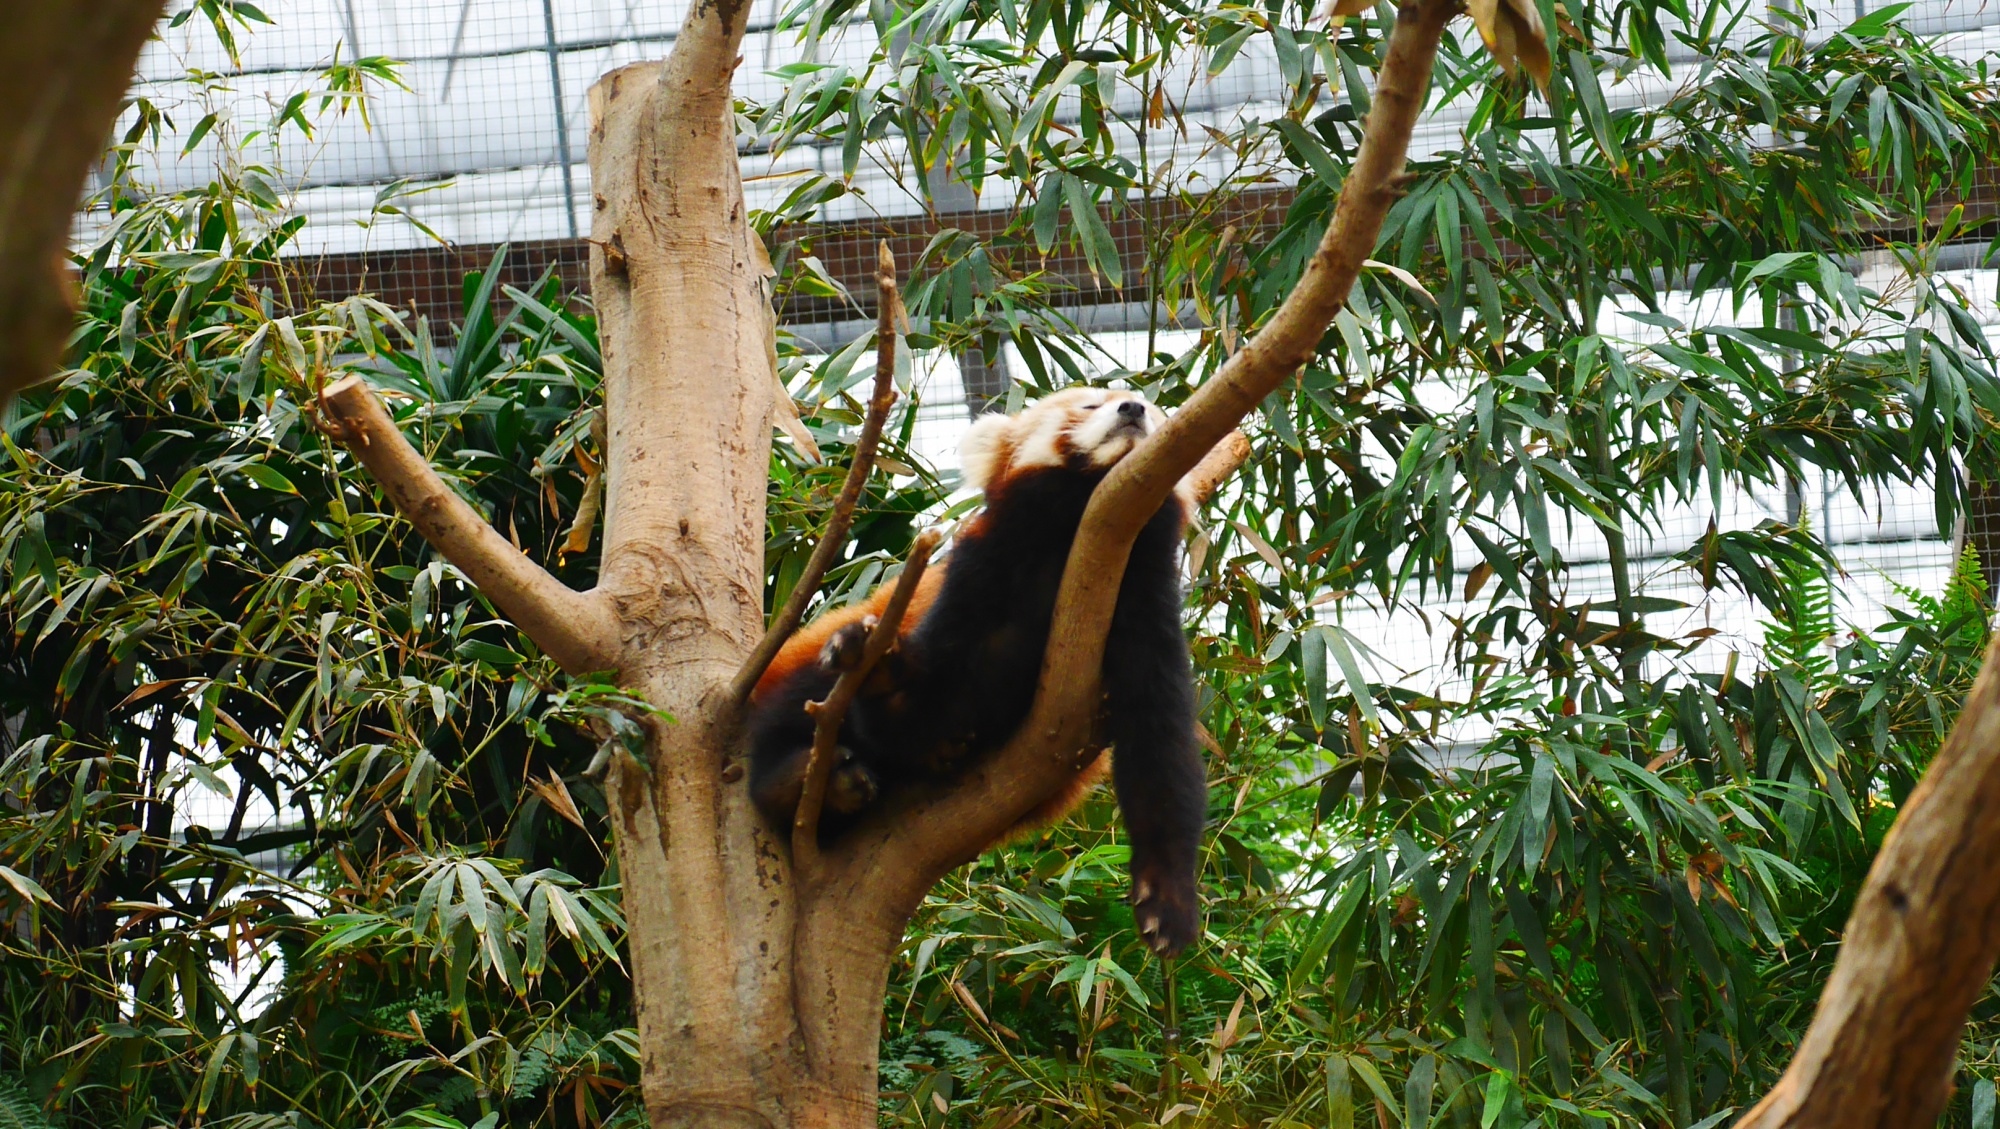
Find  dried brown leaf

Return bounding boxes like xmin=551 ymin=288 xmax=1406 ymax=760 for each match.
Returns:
xmin=770 ymin=370 xmax=823 ymax=462
xmin=1363 ymin=258 xmax=1436 ymax=303
xmin=563 ymin=463 xmax=603 ymax=555
xmin=529 ymin=773 xmax=588 ymax=832
xmin=114 ymin=678 xmax=190 ymax=712
xmin=1468 ymin=0 xmax=1552 ymax=91
xmin=1229 ymin=519 xmax=1285 ymax=572
xmin=1463 ymin=561 xmax=1495 ymax=602
xmin=1215 ymin=993 xmax=1247 ymax=1051
xmin=950 ymin=978 xmax=991 ymax=1025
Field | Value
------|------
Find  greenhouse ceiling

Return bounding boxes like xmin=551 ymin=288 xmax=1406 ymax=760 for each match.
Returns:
xmin=99 ymin=0 xmax=2000 ymax=258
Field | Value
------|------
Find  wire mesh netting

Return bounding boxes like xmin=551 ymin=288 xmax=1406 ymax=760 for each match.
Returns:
xmin=102 ymin=0 xmax=2000 ymax=303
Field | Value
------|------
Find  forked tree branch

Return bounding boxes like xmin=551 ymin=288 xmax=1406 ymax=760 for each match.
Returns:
xmin=319 ymin=375 xmax=620 ymax=675
xmin=1 ymin=0 xmax=164 ymax=402
xmin=1733 ymin=632 xmax=2000 ymax=1129
xmin=838 ymin=0 xmax=1461 ymax=904
xmin=1183 ymin=430 xmax=1252 ymax=507
xmin=730 ymin=244 xmax=904 ymax=712
xmin=792 ymin=528 xmax=942 ymax=874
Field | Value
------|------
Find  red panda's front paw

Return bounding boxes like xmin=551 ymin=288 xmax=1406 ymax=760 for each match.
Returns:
xmin=817 ymin=615 xmax=879 ymax=673
xmin=1131 ymin=867 xmax=1200 ymax=957
xmin=827 ymin=753 xmax=879 ymax=814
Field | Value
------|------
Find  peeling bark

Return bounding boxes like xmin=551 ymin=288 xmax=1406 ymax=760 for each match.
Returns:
xmin=1 ymin=0 xmax=165 ymax=402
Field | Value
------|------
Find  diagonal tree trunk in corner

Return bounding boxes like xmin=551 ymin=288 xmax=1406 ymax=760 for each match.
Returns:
xmin=1 ymin=0 xmax=166 ymax=403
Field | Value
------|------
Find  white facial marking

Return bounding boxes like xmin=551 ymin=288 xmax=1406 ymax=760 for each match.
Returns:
xmin=1071 ymin=390 xmax=1164 ymax=467
xmin=1008 ymin=404 xmax=1073 ymax=471
xmin=959 ymin=387 xmax=1167 ymax=494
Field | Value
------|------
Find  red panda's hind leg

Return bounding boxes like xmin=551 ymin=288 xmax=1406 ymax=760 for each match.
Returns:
xmin=816 ymin=615 xmax=878 ymax=673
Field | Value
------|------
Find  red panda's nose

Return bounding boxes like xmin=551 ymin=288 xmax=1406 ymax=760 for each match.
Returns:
xmin=1116 ymin=400 xmax=1146 ymax=421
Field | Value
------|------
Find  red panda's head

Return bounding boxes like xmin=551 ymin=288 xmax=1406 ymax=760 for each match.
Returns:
xmin=959 ymin=387 xmax=1170 ymax=496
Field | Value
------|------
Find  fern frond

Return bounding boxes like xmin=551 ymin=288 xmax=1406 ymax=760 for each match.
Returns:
xmin=0 ymin=1075 xmax=53 ymax=1129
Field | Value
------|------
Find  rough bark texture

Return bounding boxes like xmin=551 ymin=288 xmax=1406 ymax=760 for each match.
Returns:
xmin=1734 ymin=629 xmax=2000 ymax=1129
xmin=1 ymin=0 xmax=165 ymax=402
xmin=316 ymin=1 xmax=1465 ymax=1124
xmin=583 ymin=22 xmax=803 ymax=1127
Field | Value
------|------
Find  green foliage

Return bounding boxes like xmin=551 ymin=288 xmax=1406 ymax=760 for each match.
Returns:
xmin=0 ymin=170 xmax=640 ymax=1122
xmin=739 ymin=0 xmax=2000 ymax=1124
xmin=0 ymin=65 xmax=943 ymax=1120
xmin=881 ymin=556 xmax=1993 ymax=1128
xmin=0 ymin=1075 xmax=55 ymax=1129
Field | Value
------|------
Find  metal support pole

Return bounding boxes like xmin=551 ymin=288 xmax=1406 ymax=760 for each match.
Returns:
xmin=540 ymin=0 xmax=580 ymax=240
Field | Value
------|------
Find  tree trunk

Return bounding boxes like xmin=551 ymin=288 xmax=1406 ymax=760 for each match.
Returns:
xmin=584 ymin=41 xmax=825 ymax=1128
xmin=316 ymin=0 xmax=1462 ymax=1123
xmin=1 ymin=0 xmax=165 ymax=402
xmin=1734 ymin=630 xmax=2000 ymax=1129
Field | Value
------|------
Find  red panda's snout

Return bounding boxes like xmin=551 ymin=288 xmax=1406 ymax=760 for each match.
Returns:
xmin=1068 ymin=395 xmax=1164 ymax=468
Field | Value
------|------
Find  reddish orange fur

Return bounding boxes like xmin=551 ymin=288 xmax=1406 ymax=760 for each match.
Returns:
xmin=1006 ymin=750 xmax=1111 ymax=839
xmin=750 ymin=567 xmax=945 ymax=702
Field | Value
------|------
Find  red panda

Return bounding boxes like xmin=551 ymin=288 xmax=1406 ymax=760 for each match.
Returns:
xmin=747 ymin=387 xmax=1207 ymax=955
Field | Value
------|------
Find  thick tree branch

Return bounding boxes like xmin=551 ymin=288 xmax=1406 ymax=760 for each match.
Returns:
xmin=792 ymin=529 xmax=942 ymax=873
xmin=730 ymin=244 xmax=903 ymax=712
xmin=1 ymin=0 xmax=164 ymax=402
xmin=589 ymin=19 xmax=766 ymax=663
xmin=835 ymin=0 xmax=1459 ymax=905
xmin=319 ymin=374 xmax=620 ymax=675
xmin=1733 ymin=631 xmax=2000 ymax=1129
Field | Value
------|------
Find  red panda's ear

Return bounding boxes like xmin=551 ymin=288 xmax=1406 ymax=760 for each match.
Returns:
xmin=959 ymin=412 xmax=1014 ymax=491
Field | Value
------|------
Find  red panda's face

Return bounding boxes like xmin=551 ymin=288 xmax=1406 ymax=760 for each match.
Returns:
xmin=959 ymin=388 xmax=1168 ymax=493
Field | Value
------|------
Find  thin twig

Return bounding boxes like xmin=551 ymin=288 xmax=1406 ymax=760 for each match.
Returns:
xmin=791 ymin=527 xmax=942 ymax=875
xmin=728 ymin=241 xmax=904 ymax=713
xmin=317 ymin=373 xmax=620 ymax=675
